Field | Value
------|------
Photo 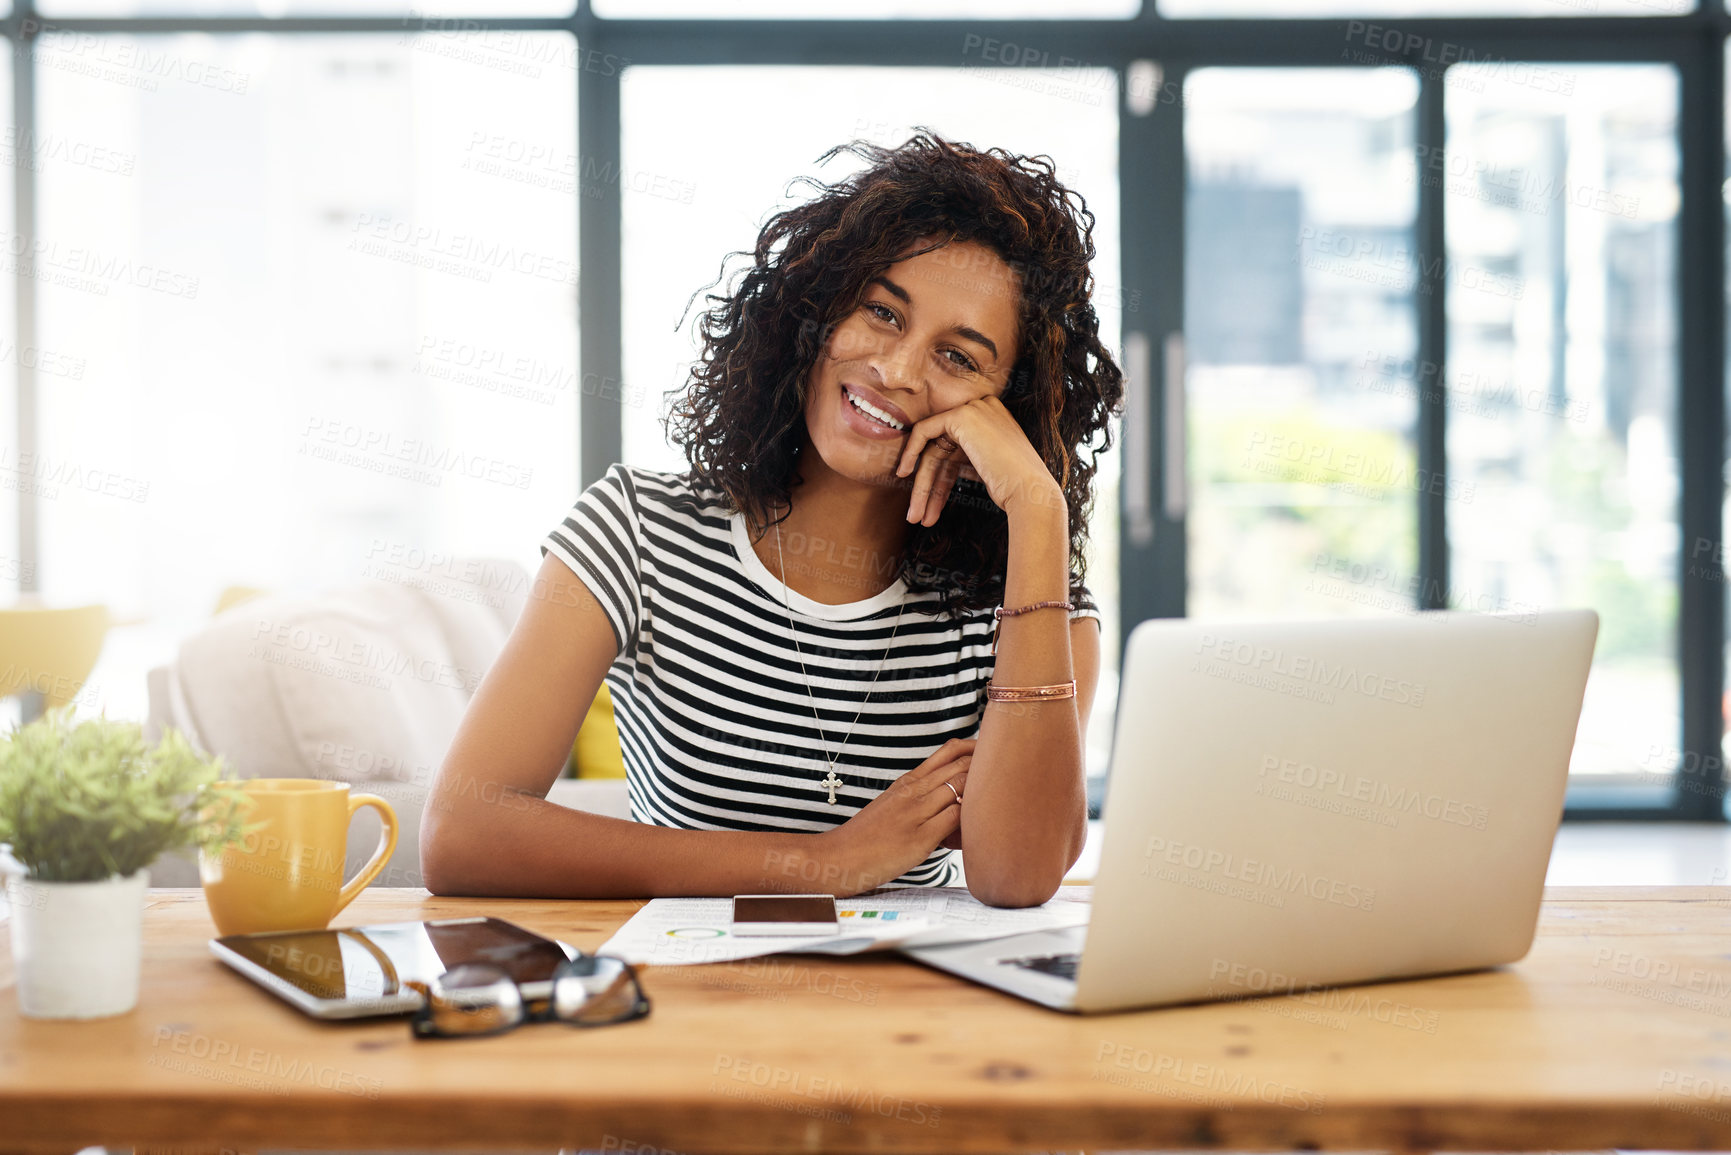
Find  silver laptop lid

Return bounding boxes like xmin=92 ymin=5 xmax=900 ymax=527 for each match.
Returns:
xmin=1076 ymin=609 xmax=1598 ymax=1013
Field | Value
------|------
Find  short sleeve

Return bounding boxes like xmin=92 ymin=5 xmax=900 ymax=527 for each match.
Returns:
xmin=1070 ymin=582 xmax=1102 ymax=626
xmin=540 ymin=464 xmax=642 ymax=655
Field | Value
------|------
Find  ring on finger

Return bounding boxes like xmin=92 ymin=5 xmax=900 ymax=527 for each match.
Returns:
xmin=943 ymin=780 xmax=962 ymax=805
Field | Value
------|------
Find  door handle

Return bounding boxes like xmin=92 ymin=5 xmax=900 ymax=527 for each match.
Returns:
xmin=1163 ymin=331 xmax=1187 ymax=521
xmin=1124 ymin=332 xmax=1154 ymax=546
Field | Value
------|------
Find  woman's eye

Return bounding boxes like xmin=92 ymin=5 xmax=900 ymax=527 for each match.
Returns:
xmin=866 ymin=303 xmax=898 ymax=325
xmin=942 ymin=348 xmax=979 ymax=373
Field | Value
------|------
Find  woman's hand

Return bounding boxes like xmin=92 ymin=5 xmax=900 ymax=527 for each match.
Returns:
xmin=816 ymin=739 xmax=973 ymax=895
xmin=894 ymin=396 xmax=1065 ymax=527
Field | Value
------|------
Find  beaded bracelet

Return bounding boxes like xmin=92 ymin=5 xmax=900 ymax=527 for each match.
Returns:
xmin=990 ymin=599 xmax=1076 ymax=654
xmin=993 ymin=599 xmax=1076 ymax=621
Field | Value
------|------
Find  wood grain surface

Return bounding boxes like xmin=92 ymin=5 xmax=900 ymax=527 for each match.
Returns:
xmin=2 ymin=886 xmax=1730 ymax=1154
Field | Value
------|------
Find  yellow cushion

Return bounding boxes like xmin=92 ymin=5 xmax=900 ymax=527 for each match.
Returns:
xmin=572 ymin=682 xmax=626 ymax=779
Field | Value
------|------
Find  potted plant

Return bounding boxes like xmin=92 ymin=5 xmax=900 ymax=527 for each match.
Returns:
xmin=0 ymin=708 xmax=252 ymax=1019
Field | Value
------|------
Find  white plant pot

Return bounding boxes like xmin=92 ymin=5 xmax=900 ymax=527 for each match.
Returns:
xmin=6 ymin=867 xmax=150 ymax=1019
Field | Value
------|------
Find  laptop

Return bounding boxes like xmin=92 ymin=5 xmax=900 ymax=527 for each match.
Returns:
xmin=902 ymin=609 xmax=1599 ymax=1013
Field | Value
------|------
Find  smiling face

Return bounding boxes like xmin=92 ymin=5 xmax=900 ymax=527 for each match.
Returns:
xmin=801 ymin=239 xmax=1022 ymax=487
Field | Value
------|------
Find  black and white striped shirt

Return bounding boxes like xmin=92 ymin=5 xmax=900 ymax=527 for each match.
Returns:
xmin=541 ymin=465 xmax=1098 ymax=886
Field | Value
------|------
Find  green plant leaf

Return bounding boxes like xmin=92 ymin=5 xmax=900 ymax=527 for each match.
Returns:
xmin=0 ymin=707 xmax=253 ymax=882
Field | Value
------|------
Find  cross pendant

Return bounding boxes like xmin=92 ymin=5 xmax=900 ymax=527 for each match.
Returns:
xmin=820 ymin=768 xmax=843 ymax=806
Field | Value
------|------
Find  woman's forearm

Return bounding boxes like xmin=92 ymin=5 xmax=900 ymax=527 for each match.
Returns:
xmin=420 ymin=775 xmax=872 ymax=899
xmin=962 ymin=490 xmax=1089 ymax=907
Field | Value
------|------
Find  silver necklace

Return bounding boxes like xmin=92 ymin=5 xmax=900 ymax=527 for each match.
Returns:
xmin=773 ymin=521 xmax=905 ymax=805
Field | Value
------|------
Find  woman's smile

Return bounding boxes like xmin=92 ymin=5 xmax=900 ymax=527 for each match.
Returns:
xmin=839 ymin=381 xmax=912 ymax=440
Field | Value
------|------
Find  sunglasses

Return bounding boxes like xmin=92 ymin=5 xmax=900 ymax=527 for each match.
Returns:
xmin=408 ymin=955 xmax=650 ymax=1039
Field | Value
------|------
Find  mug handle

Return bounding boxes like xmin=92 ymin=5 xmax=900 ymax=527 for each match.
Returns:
xmin=333 ymin=793 xmax=399 ymax=917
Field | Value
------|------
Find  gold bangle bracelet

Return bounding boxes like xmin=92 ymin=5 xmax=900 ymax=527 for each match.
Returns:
xmin=986 ymin=680 xmax=1077 ymax=703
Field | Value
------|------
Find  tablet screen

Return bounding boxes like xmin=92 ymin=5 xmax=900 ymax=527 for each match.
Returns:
xmin=216 ymin=917 xmax=573 ymax=1003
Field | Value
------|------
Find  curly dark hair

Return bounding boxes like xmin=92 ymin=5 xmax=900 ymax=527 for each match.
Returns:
xmin=665 ymin=130 xmax=1124 ymax=616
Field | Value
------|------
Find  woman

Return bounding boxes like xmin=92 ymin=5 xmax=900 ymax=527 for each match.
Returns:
xmin=422 ymin=132 xmax=1123 ymax=908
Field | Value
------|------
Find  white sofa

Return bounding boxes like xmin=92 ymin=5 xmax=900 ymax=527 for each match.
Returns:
xmin=145 ymin=559 xmax=629 ymax=889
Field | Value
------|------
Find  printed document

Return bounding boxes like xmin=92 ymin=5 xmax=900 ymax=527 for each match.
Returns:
xmin=598 ymin=885 xmax=1091 ymax=966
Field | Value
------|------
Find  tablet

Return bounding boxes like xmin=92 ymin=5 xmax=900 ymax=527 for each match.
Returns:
xmin=208 ymin=916 xmax=578 ymax=1020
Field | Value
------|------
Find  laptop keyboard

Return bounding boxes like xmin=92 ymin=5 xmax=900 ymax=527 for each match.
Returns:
xmin=999 ymin=952 xmax=1080 ymax=982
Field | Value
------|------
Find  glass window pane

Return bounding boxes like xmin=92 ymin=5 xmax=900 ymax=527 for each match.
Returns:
xmin=1162 ymin=0 xmax=1691 ymax=16
xmin=598 ymin=0 xmax=1137 ymax=17
xmin=621 ymin=65 xmax=1123 ymax=772
xmin=1445 ymin=63 xmax=1679 ymax=781
xmin=1186 ymin=68 xmax=1420 ymax=620
xmin=37 ymin=32 xmax=578 ymax=718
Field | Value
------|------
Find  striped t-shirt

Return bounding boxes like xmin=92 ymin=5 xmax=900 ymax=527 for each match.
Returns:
xmin=541 ymin=464 xmax=1098 ymax=886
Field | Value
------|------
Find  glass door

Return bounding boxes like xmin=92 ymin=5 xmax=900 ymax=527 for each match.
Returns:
xmin=1149 ymin=57 xmax=1688 ymax=799
xmin=1184 ymin=67 xmax=1421 ymax=622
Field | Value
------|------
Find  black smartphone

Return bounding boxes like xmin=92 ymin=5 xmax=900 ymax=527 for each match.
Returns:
xmin=730 ymin=894 xmax=841 ymax=936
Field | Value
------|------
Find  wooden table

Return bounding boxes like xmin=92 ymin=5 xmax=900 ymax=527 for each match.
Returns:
xmin=3 ymin=887 xmax=1731 ymax=1154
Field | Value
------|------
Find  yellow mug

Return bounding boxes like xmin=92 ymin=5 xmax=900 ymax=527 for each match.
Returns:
xmin=199 ymin=779 xmax=398 ymax=935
